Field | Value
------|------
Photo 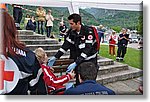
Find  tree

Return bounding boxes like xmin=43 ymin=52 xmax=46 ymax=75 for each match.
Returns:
xmin=137 ymin=14 xmax=143 ymax=35
xmin=111 ymin=26 xmax=122 ymax=33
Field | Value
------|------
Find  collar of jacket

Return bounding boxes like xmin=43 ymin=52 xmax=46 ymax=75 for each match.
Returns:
xmin=81 ymin=80 xmax=97 ymax=84
xmin=76 ymin=25 xmax=86 ymax=37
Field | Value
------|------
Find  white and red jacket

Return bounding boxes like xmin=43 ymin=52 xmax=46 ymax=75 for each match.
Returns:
xmin=108 ymin=34 xmax=118 ymax=45
xmin=41 ymin=64 xmax=72 ymax=93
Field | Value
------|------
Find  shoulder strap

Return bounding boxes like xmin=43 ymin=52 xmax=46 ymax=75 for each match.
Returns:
xmin=92 ymin=27 xmax=100 ymax=50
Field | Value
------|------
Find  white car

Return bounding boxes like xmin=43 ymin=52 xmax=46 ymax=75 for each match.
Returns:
xmin=129 ymin=34 xmax=138 ymax=43
xmin=131 ymin=38 xmax=139 ymax=43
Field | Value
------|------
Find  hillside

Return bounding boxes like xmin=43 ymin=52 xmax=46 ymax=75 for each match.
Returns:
xmin=7 ymin=5 xmax=142 ymax=34
xmin=84 ymin=8 xmax=142 ymax=30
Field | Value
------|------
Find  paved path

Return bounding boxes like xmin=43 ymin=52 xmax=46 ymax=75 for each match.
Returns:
xmin=128 ymin=43 xmax=140 ymax=50
xmin=105 ymin=77 xmax=143 ymax=95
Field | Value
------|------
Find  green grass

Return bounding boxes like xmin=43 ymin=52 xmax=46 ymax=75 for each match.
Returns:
xmin=99 ymin=45 xmax=143 ymax=70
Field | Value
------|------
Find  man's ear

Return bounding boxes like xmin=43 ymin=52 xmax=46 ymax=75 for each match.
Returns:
xmin=77 ymin=21 xmax=81 ymax=25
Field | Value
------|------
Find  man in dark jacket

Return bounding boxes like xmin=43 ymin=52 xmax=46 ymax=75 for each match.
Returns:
xmin=64 ymin=62 xmax=115 ymax=95
xmin=116 ymin=28 xmax=129 ymax=61
xmin=58 ymin=22 xmax=68 ymax=42
xmin=48 ymin=13 xmax=100 ymax=85
xmin=13 ymin=4 xmax=23 ymax=30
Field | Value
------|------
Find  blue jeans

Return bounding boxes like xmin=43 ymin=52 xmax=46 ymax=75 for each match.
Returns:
xmin=37 ymin=21 xmax=44 ymax=34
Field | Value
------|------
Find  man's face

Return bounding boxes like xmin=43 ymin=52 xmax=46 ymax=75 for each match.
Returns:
xmin=68 ymin=19 xmax=80 ymax=30
xmin=39 ymin=6 xmax=42 ymax=10
xmin=122 ymin=29 xmax=126 ymax=34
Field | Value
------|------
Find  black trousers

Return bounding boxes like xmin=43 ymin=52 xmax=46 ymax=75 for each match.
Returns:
xmin=46 ymin=26 xmax=52 ymax=37
xmin=117 ymin=45 xmax=127 ymax=58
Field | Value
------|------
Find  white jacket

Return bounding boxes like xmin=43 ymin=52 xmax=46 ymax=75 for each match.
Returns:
xmin=45 ymin=14 xmax=54 ymax=27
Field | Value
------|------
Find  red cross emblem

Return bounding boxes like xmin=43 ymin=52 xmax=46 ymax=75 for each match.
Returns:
xmin=0 ymin=60 xmax=14 ymax=90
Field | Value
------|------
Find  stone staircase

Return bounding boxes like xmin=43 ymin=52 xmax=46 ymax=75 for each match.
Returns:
xmin=18 ymin=30 xmax=143 ymax=85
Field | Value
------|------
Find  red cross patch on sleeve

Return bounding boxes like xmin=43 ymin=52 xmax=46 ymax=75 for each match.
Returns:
xmin=88 ymin=35 xmax=93 ymax=40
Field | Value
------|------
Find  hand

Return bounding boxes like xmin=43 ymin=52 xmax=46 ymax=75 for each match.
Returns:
xmin=66 ymin=62 xmax=77 ymax=73
xmin=48 ymin=56 xmax=56 ymax=67
xmin=68 ymin=69 xmax=75 ymax=79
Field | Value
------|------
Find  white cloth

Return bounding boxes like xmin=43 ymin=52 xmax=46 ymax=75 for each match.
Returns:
xmin=45 ymin=14 xmax=54 ymax=27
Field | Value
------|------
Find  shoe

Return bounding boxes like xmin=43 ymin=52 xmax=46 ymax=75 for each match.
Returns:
xmin=17 ymin=27 xmax=22 ymax=30
xmin=120 ymin=57 xmax=124 ymax=61
xmin=116 ymin=57 xmax=119 ymax=61
xmin=50 ymin=36 xmax=55 ymax=38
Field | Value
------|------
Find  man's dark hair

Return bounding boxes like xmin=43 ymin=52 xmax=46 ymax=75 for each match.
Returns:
xmin=68 ymin=13 xmax=81 ymax=24
xmin=78 ymin=62 xmax=97 ymax=81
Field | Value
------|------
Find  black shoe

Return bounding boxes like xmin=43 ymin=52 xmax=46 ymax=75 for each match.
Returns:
xmin=16 ymin=27 xmax=22 ymax=30
xmin=120 ymin=57 xmax=124 ymax=61
xmin=50 ymin=36 xmax=55 ymax=38
xmin=58 ymin=39 xmax=61 ymax=42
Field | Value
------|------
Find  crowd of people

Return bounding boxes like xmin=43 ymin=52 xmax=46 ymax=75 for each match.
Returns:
xmin=3 ymin=4 xmax=60 ymax=39
xmin=0 ymin=3 xmax=142 ymax=95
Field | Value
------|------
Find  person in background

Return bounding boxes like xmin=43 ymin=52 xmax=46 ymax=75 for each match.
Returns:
xmin=108 ymin=30 xmax=117 ymax=56
xmin=36 ymin=6 xmax=46 ymax=35
xmin=0 ymin=11 xmax=47 ymax=95
xmin=24 ymin=14 xmax=30 ymax=29
xmin=64 ymin=62 xmax=115 ymax=95
xmin=58 ymin=21 xmax=68 ymax=42
xmin=45 ymin=9 xmax=54 ymax=38
xmin=12 ymin=4 xmax=23 ymax=30
xmin=26 ymin=16 xmax=36 ymax=32
xmin=97 ymin=24 xmax=106 ymax=43
xmin=116 ymin=28 xmax=129 ymax=61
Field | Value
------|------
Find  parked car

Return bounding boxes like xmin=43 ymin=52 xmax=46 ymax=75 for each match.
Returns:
xmin=129 ymin=34 xmax=138 ymax=43
xmin=138 ymin=38 xmax=143 ymax=49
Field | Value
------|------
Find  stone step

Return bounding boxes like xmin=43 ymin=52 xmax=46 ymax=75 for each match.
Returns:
xmin=68 ymin=67 xmax=142 ymax=85
xmin=48 ymin=54 xmax=114 ymax=66
xmin=97 ymin=57 xmax=114 ymax=66
xmin=21 ymin=39 xmax=58 ymax=45
xmin=96 ymin=67 xmax=143 ymax=85
xmin=18 ymin=34 xmax=46 ymax=40
xmin=18 ymin=30 xmax=34 ymax=35
xmin=98 ymin=62 xmax=129 ymax=75
xmin=26 ymin=44 xmax=62 ymax=51
xmin=52 ymin=58 xmax=116 ymax=73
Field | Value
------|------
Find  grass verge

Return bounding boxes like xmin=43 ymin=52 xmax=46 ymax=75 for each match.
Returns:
xmin=99 ymin=45 xmax=143 ymax=70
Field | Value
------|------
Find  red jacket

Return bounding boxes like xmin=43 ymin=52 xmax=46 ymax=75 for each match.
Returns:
xmin=41 ymin=64 xmax=72 ymax=94
xmin=109 ymin=35 xmax=117 ymax=45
